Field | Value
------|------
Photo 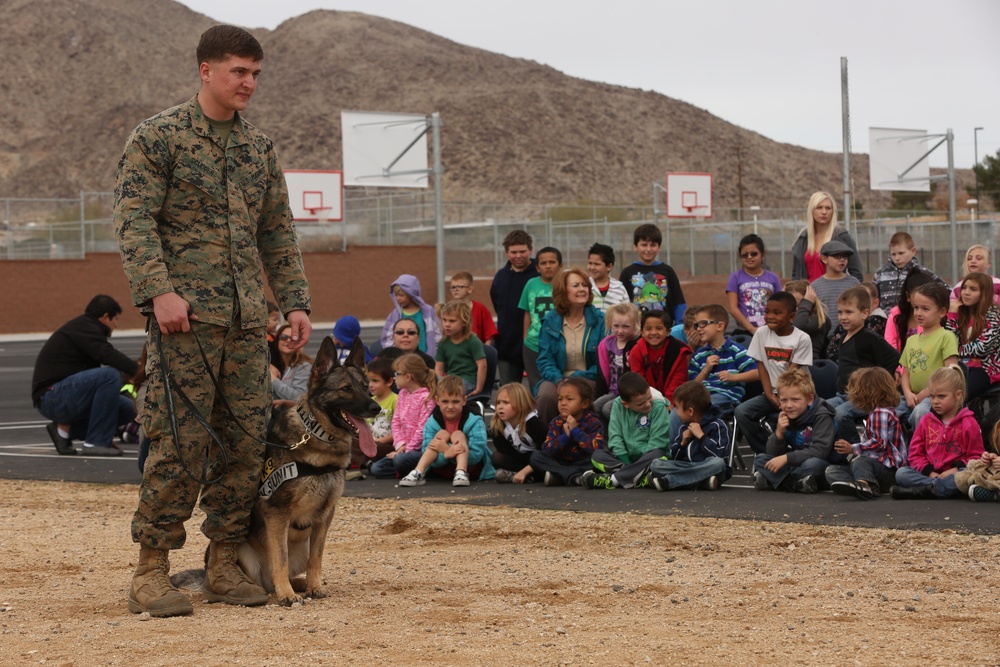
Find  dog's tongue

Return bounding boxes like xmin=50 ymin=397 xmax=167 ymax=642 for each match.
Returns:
xmin=346 ymin=413 xmax=377 ymax=458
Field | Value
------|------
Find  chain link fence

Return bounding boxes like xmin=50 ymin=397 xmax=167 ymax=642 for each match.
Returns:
xmin=3 ymin=190 xmax=995 ymax=282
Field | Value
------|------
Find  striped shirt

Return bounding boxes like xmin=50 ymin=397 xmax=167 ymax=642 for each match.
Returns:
xmin=688 ymin=337 xmax=757 ymax=402
xmin=590 ymin=276 xmax=630 ymax=316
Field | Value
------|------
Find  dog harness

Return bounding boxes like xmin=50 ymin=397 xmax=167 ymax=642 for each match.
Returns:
xmin=259 ymin=456 xmax=344 ymax=499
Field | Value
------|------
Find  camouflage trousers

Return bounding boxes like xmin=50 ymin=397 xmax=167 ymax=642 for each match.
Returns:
xmin=131 ymin=317 xmax=269 ymax=550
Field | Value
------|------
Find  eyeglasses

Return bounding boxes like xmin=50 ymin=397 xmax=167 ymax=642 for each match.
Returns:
xmin=449 ymin=284 xmax=471 ymax=291
xmin=393 ymin=371 xmax=408 ymax=377
xmin=278 ymin=334 xmax=293 ymax=341
xmin=693 ymin=320 xmax=720 ymax=330
xmin=740 ymin=252 xmax=760 ymax=259
xmin=394 ymin=329 xmax=418 ymax=336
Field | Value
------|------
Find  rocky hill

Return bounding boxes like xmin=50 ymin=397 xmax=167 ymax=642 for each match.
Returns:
xmin=0 ymin=0 xmax=973 ymax=210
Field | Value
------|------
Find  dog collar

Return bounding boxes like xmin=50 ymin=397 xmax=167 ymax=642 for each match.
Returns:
xmin=295 ymin=405 xmax=338 ymax=444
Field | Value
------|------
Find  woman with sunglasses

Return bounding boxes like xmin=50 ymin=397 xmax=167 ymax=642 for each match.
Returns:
xmin=790 ymin=192 xmax=863 ymax=282
xmin=270 ymin=323 xmax=315 ymax=406
xmin=375 ymin=319 xmax=436 ymax=370
xmin=726 ymin=234 xmax=783 ymax=335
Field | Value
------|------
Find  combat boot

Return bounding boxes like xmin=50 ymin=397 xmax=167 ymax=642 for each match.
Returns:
xmin=127 ymin=545 xmax=194 ymax=617
xmin=203 ymin=541 xmax=269 ymax=606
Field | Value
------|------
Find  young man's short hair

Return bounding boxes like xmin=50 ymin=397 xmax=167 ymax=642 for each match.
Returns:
xmin=632 ymin=223 xmax=662 ymax=247
xmin=367 ymin=356 xmax=394 ymax=382
xmin=695 ymin=304 xmax=729 ymax=328
xmin=889 ymin=232 xmax=915 ymax=249
xmin=617 ymin=372 xmax=650 ymax=403
xmin=436 ymin=375 xmax=466 ymax=398
xmin=450 ymin=271 xmax=474 ymax=285
xmin=837 ymin=286 xmax=871 ymax=311
xmin=641 ymin=309 xmax=672 ymax=330
xmin=673 ymin=381 xmax=711 ymax=414
xmin=776 ymin=368 xmax=816 ymax=398
xmin=502 ymin=229 xmax=533 ymax=251
xmin=588 ymin=242 xmax=616 ymax=267
xmin=767 ymin=291 xmax=797 ymax=312
xmin=536 ymin=246 xmax=563 ymax=264
xmin=85 ymin=294 xmax=123 ymax=320
xmin=197 ymin=25 xmax=263 ymax=65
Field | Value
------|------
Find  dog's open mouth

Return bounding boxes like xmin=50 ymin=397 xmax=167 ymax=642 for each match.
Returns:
xmin=341 ymin=411 xmax=377 ymax=458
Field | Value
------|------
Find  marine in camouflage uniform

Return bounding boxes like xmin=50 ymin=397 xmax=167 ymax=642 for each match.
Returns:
xmin=114 ymin=25 xmax=311 ymax=617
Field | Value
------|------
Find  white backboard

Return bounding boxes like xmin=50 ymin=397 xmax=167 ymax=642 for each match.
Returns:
xmin=665 ymin=172 xmax=713 ymax=218
xmin=284 ymin=169 xmax=343 ymax=222
xmin=869 ymin=127 xmax=931 ymax=192
xmin=341 ymin=110 xmax=429 ymax=188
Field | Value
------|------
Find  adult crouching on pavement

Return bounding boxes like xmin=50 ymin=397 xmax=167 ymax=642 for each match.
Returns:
xmin=31 ymin=294 xmax=138 ymax=456
xmin=791 ymin=191 xmax=863 ymax=282
xmin=534 ymin=268 xmax=603 ymax=423
xmin=115 ymin=25 xmax=311 ymax=618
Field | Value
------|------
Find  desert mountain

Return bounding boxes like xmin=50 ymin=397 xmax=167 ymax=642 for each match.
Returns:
xmin=0 ymin=0 xmax=968 ymax=210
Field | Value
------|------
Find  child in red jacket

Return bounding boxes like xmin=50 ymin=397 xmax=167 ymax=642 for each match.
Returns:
xmin=628 ymin=310 xmax=692 ymax=405
xmin=890 ymin=366 xmax=985 ymax=499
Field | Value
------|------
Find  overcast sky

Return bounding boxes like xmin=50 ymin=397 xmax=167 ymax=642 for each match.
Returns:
xmin=178 ymin=0 xmax=998 ymax=169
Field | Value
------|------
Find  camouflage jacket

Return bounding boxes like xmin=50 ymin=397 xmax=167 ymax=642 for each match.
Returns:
xmin=114 ymin=95 xmax=310 ymax=329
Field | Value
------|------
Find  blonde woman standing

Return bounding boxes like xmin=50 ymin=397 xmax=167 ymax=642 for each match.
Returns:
xmin=791 ymin=192 xmax=863 ymax=282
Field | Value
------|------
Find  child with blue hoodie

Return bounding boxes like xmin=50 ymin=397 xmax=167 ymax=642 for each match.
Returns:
xmin=332 ymin=315 xmax=373 ymax=365
xmin=649 ymin=382 xmax=731 ymax=491
xmin=379 ymin=274 xmax=442 ymax=356
xmin=753 ymin=368 xmax=838 ymax=494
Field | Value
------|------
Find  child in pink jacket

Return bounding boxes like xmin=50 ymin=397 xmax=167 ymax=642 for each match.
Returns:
xmin=890 ymin=367 xmax=984 ymax=499
xmin=369 ymin=354 xmax=437 ymax=479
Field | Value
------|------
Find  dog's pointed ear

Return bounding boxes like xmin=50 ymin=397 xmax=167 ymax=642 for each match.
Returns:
xmin=345 ymin=336 xmax=367 ymax=369
xmin=312 ymin=336 xmax=341 ymax=378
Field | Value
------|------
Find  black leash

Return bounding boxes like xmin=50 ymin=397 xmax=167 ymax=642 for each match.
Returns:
xmin=155 ymin=325 xmax=300 ymax=486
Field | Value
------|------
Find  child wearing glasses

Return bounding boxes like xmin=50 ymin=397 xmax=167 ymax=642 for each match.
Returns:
xmin=668 ymin=305 xmax=758 ymax=438
xmin=726 ymin=234 xmax=783 ymax=336
xmin=448 ymin=271 xmax=497 ymax=346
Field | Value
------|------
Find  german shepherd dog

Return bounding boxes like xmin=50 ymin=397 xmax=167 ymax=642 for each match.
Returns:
xmin=236 ymin=336 xmax=380 ymax=605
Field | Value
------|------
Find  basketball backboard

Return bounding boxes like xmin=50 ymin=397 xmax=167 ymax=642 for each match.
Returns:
xmin=869 ymin=127 xmax=931 ymax=192
xmin=665 ymin=172 xmax=712 ymax=218
xmin=341 ymin=111 xmax=429 ymax=188
xmin=284 ymin=169 xmax=344 ymax=222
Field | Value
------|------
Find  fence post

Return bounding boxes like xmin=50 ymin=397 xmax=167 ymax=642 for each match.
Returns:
xmin=79 ymin=190 xmax=86 ymax=257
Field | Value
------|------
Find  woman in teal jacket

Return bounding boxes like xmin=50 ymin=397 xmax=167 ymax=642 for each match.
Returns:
xmin=534 ymin=268 xmax=604 ymax=423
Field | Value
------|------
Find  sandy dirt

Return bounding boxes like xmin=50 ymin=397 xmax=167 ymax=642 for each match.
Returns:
xmin=1 ymin=479 xmax=998 ymax=666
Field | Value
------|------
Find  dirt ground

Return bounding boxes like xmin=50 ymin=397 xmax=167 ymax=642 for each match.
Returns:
xmin=1 ymin=480 xmax=998 ymax=666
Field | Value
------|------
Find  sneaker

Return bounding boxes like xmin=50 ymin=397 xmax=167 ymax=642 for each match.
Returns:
xmin=752 ymin=470 xmax=769 ymax=491
xmin=634 ymin=475 xmax=651 ymax=489
xmin=793 ymin=475 xmax=818 ymax=494
xmin=543 ymin=471 xmax=564 ymax=487
xmin=494 ymin=468 xmax=515 ymax=484
xmin=830 ymin=481 xmax=860 ymax=498
xmin=399 ymin=469 xmax=425 ymax=487
xmin=582 ymin=471 xmax=615 ymax=489
xmin=889 ymin=484 xmax=935 ymax=500
xmin=452 ymin=470 xmax=470 ymax=487
xmin=46 ymin=422 xmax=76 ymax=456
xmin=652 ymin=476 xmax=668 ymax=492
xmin=567 ymin=474 xmax=583 ymax=487
xmin=344 ymin=469 xmax=367 ymax=481
xmin=81 ymin=444 xmax=123 ymax=457
xmin=701 ymin=475 xmax=720 ymax=491
xmin=969 ymin=484 xmax=1000 ymax=502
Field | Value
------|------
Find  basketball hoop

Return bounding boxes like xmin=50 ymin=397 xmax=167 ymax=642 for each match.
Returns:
xmin=306 ymin=207 xmax=333 ymax=223
xmin=685 ymin=205 xmax=710 ymax=222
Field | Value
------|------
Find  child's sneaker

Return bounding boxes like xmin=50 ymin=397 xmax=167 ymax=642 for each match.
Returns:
xmin=701 ymin=475 xmax=720 ymax=491
xmin=634 ymin=475 xmax=651 ymax=489
xmin=968 ymin=484 xmax=999 ymax=502
xmin=652 ymin=476 xmax=669 ymax=492
xmin=543 ymin=471 xmax=564 ymax=487
xmin=494 ymin=468 xmax=515 ymax=484
xmin=752 ymin=471 xmax=769 ymax=491
xmin=793 ymin=475 xmax=818 ymax=494
xmin=452 ymin=470 xmax=470 ymax=487
xmin=399 ymin=469 xmax=425 ymax=487
xmin=582 ymin=471 xmax=615 ymax=489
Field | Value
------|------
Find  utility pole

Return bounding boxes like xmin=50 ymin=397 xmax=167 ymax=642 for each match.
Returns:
xmin=975 ymin=126 xmax=984 ymax=202
xmin=734 ymin=144 xmax=745 ymax=220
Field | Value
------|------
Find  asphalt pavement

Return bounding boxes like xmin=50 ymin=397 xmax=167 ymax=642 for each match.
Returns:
xmin=2 ymin=332 xmax=997 ymax=535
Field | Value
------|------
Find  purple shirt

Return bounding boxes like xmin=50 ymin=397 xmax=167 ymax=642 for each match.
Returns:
xmin=725 ymin=269 xmax=783 ymax=328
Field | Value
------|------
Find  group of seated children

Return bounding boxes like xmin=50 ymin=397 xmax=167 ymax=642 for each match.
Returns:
xmin=346 ymin=222 xmax=1000 ymax=504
